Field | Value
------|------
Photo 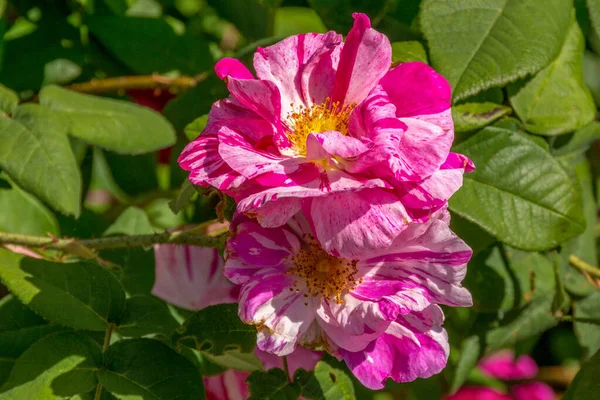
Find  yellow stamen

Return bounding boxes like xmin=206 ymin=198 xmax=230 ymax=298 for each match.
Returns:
xmin=286 ymin=97 xmax=355 ymax=156
xmin=286 ymin=234 xmax=359 ymax=304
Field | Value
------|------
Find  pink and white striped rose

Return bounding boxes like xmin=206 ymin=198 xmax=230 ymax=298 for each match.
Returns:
xmin=224 ymin=209 xmax=472 ymax=389
xmin=179 ymin=13 xmax=473 ymax=259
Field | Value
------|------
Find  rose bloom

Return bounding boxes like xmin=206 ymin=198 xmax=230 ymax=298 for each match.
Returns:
xmin=152 ymin=238 xmax=322 ymax=399
xmin=224 ymin=209 xmax=472 ymax=389
xmin=179 ymin=13 xmax=473 ymax=259
xmin=446 ymin=351 xmax=555 ymax=400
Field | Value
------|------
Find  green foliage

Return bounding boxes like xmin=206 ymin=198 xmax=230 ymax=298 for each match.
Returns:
xmin=421 ymin=0 xmax=572 ymax=101
xmin=39 ymin=85 xmax=176 ymax=154
xmin=248 ymin=368 xmax=302 ymax=400
xmin=87 ymin=17 xmax=212 ymax=75
xmin=0 ymin=251 xmax=126 ymax=331
xmin=450 ymin=127 xmax=585 ymax=250
xmin=174 ymin=304 xmax=257 ymax=355
xmin=104 ymin=207 xmax=156 ymax=236
xmin=0 ymin=104 xmax=81 ymax=216
xmin=563 ymin=348 xmax=600 ymax=400
xmin=99 ymin=338 xmax=206 ymax=400
xmin=508 ymin=20 xmax=595 ymax=136
xmin=116 ymin=296 xmax=180 ymax=337
xmin=452 ymin=102 xmax=512 ymax=133
xmin=0 ymin=332 xmax=102 ymax=399
xmin=391 ymin=41 xmax=428 ymax=64
xmin=296 ymin=360 xmax=356 ymax=400
xmin=0 ymin=178 xmax=59 ymax=235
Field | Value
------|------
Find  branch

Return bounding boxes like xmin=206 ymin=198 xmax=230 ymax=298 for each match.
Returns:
xmin=0 ymin=230 xmax=225 ymax=255
xmin=569 ymin=255 xmax=600 ymax=278
xmin=66 ymin=73 xmax=208 ymax=94
xmin=537 ymin=365 xmax=579 ymax=387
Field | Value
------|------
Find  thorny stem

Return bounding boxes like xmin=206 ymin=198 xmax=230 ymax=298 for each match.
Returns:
xmin=66 ymin=73 xmax=208 ymax=94
xmin=94 ymin=323 xmax=116 ymax=400
xmin=282 ymin=356 xmax=291 ymax=383
xmin=0 ymin=229 xmax=225 ymax=257
xmin=569 ymin=255 xmax=600 ymax=278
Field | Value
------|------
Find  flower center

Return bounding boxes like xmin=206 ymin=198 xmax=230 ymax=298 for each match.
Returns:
xmin=287 ymin=234 xmax=360 ymax=304
xmin=286 ymin=97 xmax=355 ymax=156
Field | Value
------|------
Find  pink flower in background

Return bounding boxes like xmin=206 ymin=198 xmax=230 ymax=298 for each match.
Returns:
xmin=205 ymin=347 xmax=322 ymax=400
xmin=152 ymin=245 xmax=239 ymax=310
xmin=179 ymin=12 xmax=473 ymax=259
xmin=446 ymin=351 xmax=555 ymax=400
xmin=224 ymin=209 xmax=472 ymax=389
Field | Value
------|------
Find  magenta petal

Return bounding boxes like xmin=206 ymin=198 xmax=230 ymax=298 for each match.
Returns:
xmin=225 ymin=77 xmax=285 ymax=141
xmin=511 ymin=382 xmax=556 ymax=400
xmin=308 ymin=188 xmax=410 ymax=259
xmin=400 ymin=152 xmax=474 ymax=221
xmin=204 ymin=369 xmax=250 ymax=400
xmin=395 ymin=115 xmax=453 ymax=181
xmin=205 ymin=98 xmax=277 ymax=143
xmin=254 ymin=32 xmax=343 ymax=117
xmin=446 ymin=387 xmax=513 ymax=400
xmin=152 ymin=245 xmax=238 ymax=310
xmin=224 ymin=220 xmax=300 ymax=284
xmin=179 ymin=134 xmax=246 ymax=190
xmin=240 ymin=269 xmax=317 ymax=356
xmin=305 ymin=130 xmax=372 ymax=161
xmin=361 ymin=210 xmax=473 ymax=308
xmin=380 ymin=62 xmax=451 ymax=118
xmin=331 ymin=13 xmax=392 ymax=106
xmin=215 ymin=57 xmax=254 ymax=80
xmin=479 ymin=350 xmax=538 ymax=380
xmin=342 ymin=316 xmax=449 ymax=389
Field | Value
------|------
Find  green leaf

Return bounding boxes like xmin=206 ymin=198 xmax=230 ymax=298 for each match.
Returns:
xmin=247 ymin=368 xmax=301 ymax=400
xmin=552 ymin=123 xmax=600 ymax=164
xmin=174 ymin=303 xmax=257 ymax=355
xmin=449 ymin=335 xmax=481 ymax=394
xmin=169 ymin=179 xmax=198 ymax=214
xmin=202 ymin=349 xmax=263 ymax=372
xmin=163 ymin=75 xmax=228 ymax=132
xmin=39 ymin=85 xmax=176 ymax=155
xmin=307 ymin=0 xmax=392 ymax=32
xmin=391 ymin=41 xmax=428 ymax=64
xmin=99 ymin=338 xmax=205 ymax=400
xmin=117 ymin=296 xmax=180 ymax=337
xmin=480 ymin=295 xmax=558 ymax=352
xmin=296 ymin=360 xmax=356 ymax=400
xmin=0 ymin=104 xmax=81 ymax=216
xmin=563 ymin=348 xmax=600 ymax=400
xmin=562 ymin=160 xmax=597 ymax=297
xmin=452 ymin=102 xmax=511 ymax=133
xmin=87 ymin=17 xmax=211 ymax=75
xmin=421 ymin=0 xmax=572 ymax=102
xmin=0 ymin=178 xmax=59 ymax=235
xmin=449 ymin=213 xmax=496 ymax=255
xmin=574 ymin=291 xmax=600 ymax=358
xmin=449 ymin=127 xmax=585 ymax=250
xmin=104 ymin=151 xmax=159 ymax=197
xmin=102 ymin=248 xmax=156 ymax=296
xmin=184 ymin=114 xmax=208 ymax=142
xmin=208 ymin=0 xmax=279 ymax=40
xmin=464 ymin=246 xmax=555 ymax=312
xmin=104 ymin=207 xmax=156 ymax=236
xmin=0 ymin=295 xmax=65 ymax=387
xmin=508 ymin=21 xmax=595 ymax=136
xmin=588 ymin=0 xmax=600 ymax=42
xmin=0 ymin=251 xmax=126 ymax=331
xmin=274 ymin=7 xmax=327 ymax=36
xmin=42 ymin=58 xmax=82 ymax=86
xmin=0 ymin=332 xmax=101 ymax=399
xmin=0 ymin=84 xmax=18 ymax=114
